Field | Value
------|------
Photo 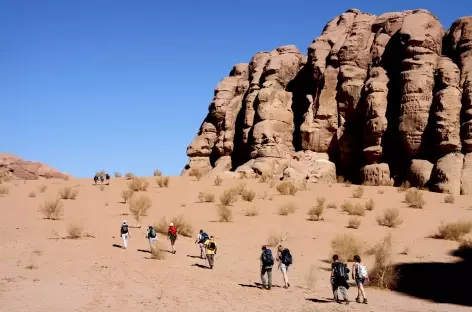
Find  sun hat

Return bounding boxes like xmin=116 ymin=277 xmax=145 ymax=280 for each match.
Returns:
xmin=169 ymin=222 xmax=174 ymax=226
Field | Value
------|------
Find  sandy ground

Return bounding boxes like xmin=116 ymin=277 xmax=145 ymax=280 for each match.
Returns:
xmin=1 ymin=176 xmax=471 ymax=312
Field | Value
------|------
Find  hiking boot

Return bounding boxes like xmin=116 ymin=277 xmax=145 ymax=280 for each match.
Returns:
xmin=345 ymin=299 xmax=350 ymax=305
xmin=363 ymin=299 xmax=368 ymax=304
xmin=267 ymin=286 xmax=271 ymax=290
xmin=356 ymin=297 xmax=361 ymax=303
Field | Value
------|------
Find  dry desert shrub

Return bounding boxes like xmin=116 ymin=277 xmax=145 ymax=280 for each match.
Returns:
xmin=189 ymin=168 xmax=203 ymax=181
xmin=171 ymin=215 xmax=193 ymax=237
xmin=156 ymin=176 xmax=170 ymax=187
xmin=198 ymin=192 xmax=215 ymax=203
xmin=154 ymin=217 xmax=168 ymax=235
xmin=352 ymin=186 xmax=364 ymax=198
xmin=67 ymin=223 xmax=84 ymax=239
xmin=327 ymin=202 xmax=337 ymax=209
xmin=404 ymin=188 xmax=425 ymax=208
xmin=259 ymin=172 xmax=273 ymax=183
xmin=150 ymin=243 xmax=166 ymax=260
xmin=368 ymin=233 xmax=398 ymax=289
xmin=365 ymin=198 xmax=375 ymax=211
xmin=331 ymin=233 xmax=364 ymax=262
xmin=342 ymin=201 xmax=365 ymax=216
xmin=0 ymin=185 xmax=9 ymax=196
xmin=347 ymin=217 xmax=362 ymax=229
xmin=213 ymin=176 xmax=223 ymax=186
xmin=444 ymin=194 xmax=455 ymax=204
xmin=124 ymin=172 xmax=135 ymax=180
xmin=397 ymin=181 xmax=411 ymax=192
xmin=128 ymin=178 xmax=149 ymax=192
xmin=114 ymin=172 xmax=122 ymax=178
xmin=153 ymin=169 xmax=162 ymax=176
xmin=58 ymin=186 xmax=78 ymax=200
xmin=219 ymin=189 xmax=237 ymax=206
xmin=129 ymin=195 xmax=152 ymax=222
xmin=377 ymin=208 xmax=403 ymax=228
xmin=244 ymin=206 xmax=259 ymax=217
xmin=267 ymin=232 xmax=290 ymax=247
xmin=241 ymin=189 xmax=256 ymax=202
xmin=28 ymin=191 xmax=37 ymax=198
xmin=96 ymin=170 xmax=106 ymax=177
xmin=38 ymin=184 xmax=47 ymax=193
xmin=308 ymin=197 xmax=325 ymax=221
xmin=121 ymin=189 xmax=134 ymax=203
xmin=99 ymin=185 xmax=105 ymax=191
xmin=278 ymin=202 xmax=297 ymax=216
xmin=434 ymin=220 xmax=472 ymax=241
xmin=230 ymin=182 xmax=247 ymax=196
xmin=276 ymin=181 xmax=298 ymax=196
xmin=378 ymin=189 xmax=385 ymax=194
xmin=217 ymin=205 xmax=233 ymax=222
xmin=40 ymin=199 xmax=63 ymax=220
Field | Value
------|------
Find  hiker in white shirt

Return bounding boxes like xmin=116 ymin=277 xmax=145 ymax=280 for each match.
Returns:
xmin=195 ymin=229 xmax=209 ymax=259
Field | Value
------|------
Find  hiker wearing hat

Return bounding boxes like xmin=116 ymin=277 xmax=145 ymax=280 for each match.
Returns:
xmin=120 ymin=221 xmax=130 ymax=249
xmin=168 ymin=222 xmax=177 ymax=254
xmin=146 ymin=225 xmax=157 ymax=251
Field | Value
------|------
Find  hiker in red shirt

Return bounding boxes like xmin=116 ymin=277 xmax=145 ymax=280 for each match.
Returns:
xmin=168 ymin=222 xmax=177 ymax=254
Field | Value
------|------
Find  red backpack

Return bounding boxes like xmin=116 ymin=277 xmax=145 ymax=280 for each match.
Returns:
xmin=169 ymin=226 xmax=177 ymax=236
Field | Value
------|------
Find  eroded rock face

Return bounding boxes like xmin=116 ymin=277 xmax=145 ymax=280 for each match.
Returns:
xmin=0 ymin=153 xmax=69 ymax=180
xmin=184 ymin=9 xmax=472 ymax=193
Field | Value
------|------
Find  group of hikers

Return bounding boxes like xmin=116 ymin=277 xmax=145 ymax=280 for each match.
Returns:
xmin=94 ymin=173 xmax=110 ymax=184
xmin=119 ymin=221 xmax=368 ymax=304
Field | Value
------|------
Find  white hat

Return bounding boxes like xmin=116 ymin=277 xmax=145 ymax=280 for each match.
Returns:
xmin=122 ymin=220 xmax=127 ymax=224
xmin=169 ymin=222 xmax=174 ymax=226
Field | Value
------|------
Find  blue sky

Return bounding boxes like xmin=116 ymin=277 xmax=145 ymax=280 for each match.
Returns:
xmin=0 ymin=1 xmax=468 ymax=177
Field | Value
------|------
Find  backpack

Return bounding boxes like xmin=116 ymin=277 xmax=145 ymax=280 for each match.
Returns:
xmin=261 ymin=249 xmax=274 ymax=267
xmin=333 ymin=262 xmax=350 ymax=280
xmin=148 ymin=227 xmax=156 ymax=238
xmin=121 ymin=224 xmax=128 ymax=234
xmin=357 ymin=263 xmax=368 ymax=279
xmin=281 ymin=248 xmax=292 ymax=266
xmin=199 ymin=232 xmax=209 ymax=243
xmin=207 ymin=240 xmax=216 ymax=251
xmin=169 ymin=226 xmax=177 ymax=236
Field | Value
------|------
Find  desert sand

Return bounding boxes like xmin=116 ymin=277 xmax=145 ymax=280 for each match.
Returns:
xmin=1 ymin=175 xmax=471 ymax=312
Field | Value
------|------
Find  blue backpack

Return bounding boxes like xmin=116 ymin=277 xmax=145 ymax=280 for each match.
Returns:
xmin=282 ymin=248 xmax=292 ymax=266
xmin=199 ymin=232 xmax=209 ymax=243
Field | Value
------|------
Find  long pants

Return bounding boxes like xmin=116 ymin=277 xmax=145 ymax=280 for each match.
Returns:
xmin=148 ymin=237 xmax=157 ymax=250
xmin=206 ymin=254 xmax=215 ymax=268
xmin=122 ymin=233 xmax=128 ymax=249
xmin=261 ymin=267 xmax=272 ymax=288
xmin=333 ymin=284 xmax=349 ymax=301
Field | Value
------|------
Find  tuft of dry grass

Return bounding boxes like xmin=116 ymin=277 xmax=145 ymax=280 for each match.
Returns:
xmin=128 ymin=178 xmax=149 ymax=192
xmin=0 ymin=185 xmax=10 ymax=196
xmin=38 ymin=184 xmax=47 ymax=193
xmin=352 ymin=186 xmax=364 ymax=198
xmin=230 ymin=183 xmax=246 ymax=196
xmin=404 ymin=188 xmax=426 ymax=208
xmin=40 ymin=199 xmax=64 ymax=220
xmin=58 ymin=187 xmax=78 ymax=200
xmin=244 ymin=206 xmax=259 ymax=217
xmin=347 ymin=217 xmax=362 ymax=229
xmin=217 ymin=205 xmax=233 ymax=222
xmin=219 ymin=189 xmax=237 ymax=206
xmin=342 ymin=201 xmax=365 ymax=216
xmin=99 ymin=185 xmax=105 ymax=191
xmin=129 ymin=195 xmax=152 ymax=222
xmin=276 ymin=181 xmax=298 ymax=196
xmin=259 ymin=172 xmax=273 ymax=183
xmin=377 ymin=208 xmax=403 ymax=228
xmin=154 ymin=217 xmax=168 ymax=235
xmin=153 ymin=169 xmax=162 ymax=176
xmin=156 ymin=176 xmax=170 ymax=187
xmin=241 ymin=189 xmax=256 ymax=202
xmin=150 ymin=243 xmax=166 ymax=260
xmin=214 ymin=176 xmax=223 ymax=186
xmin=121 ymin=189 xmax=134 ymax=203
xmin=28 ymin=191 xmax=37 ymax=198
xmin=331 ymin=233 xmax=364 ymax=262
xmin=365 ymin=198 xmax=375 ymax=211
xmin=114 ymin=172 xmax=122 ymax=178
xmin=308 ymin=197 xmax=325 ymax=221
xmin=398 ymin=181 xmax=411 ymax=192
xmin=170 ymin=215 xmax=193 ymax=237
xmin=434 ymin=220 xmax=472 ymax=241
xmin=124 ymin=172 xmax=135 ymax=180
xmin=368 ymin=233 xmax=398 ymax=289
xmin=198 ymin=192 xmax=215 ymax=203
xmin=189 ymin=168 xmax=203 ymax=181
xmin=278 ymin=202 xmax=297 ymax=216
xmin=444 ymin=194 xmax=455 ymax=204
xmin=66 ymin=223 xmax=84 ymax=239
xmin=327 ymin=203 xmax=337 ymax=209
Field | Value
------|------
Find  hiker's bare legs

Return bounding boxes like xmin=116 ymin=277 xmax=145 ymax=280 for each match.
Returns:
xmin=280 ymin=264 xmax=289 ymax=287
xmin=357 ymin=283 xmax=367 ymax=302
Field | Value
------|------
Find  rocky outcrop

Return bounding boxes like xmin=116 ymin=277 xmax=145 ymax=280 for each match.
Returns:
xmin=0 ymin=153 xmax=69 ymax=180
xmin=184 ymin=9 xmax=472 ymax=194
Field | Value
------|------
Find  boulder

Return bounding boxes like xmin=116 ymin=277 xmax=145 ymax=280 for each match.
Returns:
xmin=360 ymin=163 xmax=392 ymax=186
xmin=407 ymin=159 xmax=434 ymax=187
xmin=429 ymin=153 xmax=464 ymax=195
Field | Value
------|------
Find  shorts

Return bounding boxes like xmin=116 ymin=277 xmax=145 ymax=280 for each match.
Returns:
xmin=280 ymin=263 xmax=288 ymax=273
xmin=356 ymin=278 xmax=365 ymax=285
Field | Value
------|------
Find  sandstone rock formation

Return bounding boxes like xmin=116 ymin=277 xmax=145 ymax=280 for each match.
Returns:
xmin=0 ymin=153 xmax=69 ymax=180
xmin=183 ymin=9 xmax=472 ymax=194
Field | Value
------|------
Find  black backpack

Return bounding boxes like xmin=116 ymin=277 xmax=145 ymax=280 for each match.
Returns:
xmin=282 ymin=248 xmax=292 ymax=265
xmin=121 ymin=224 xmax=129 ymax=234
xmin=333 ymin=262 xmax=350 ymax=280
xmin=207 ymin=240 xmax=216 ymax=250
xmin=199 ymin=232 xmax=209 ymax=244
xmin=261 ymin=249 xmax=274 ymax=266
xmin=149 ymin=227 xmax=156 ymax=238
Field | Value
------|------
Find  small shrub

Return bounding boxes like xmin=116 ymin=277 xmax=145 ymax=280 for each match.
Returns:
xmin=347 ymin=217 xmax=362 ymax=229
xmin=124 ymin=172 xmax=135 ymax=180
xmin=241 ymin=189 xmax=256 ymax=202
xmin=244 ymin=206 xmax=259 ymax=217
xmin=67 ymin=223 xmax=83 ymax=239
xmin=327 ymin=203 xmax=337 ymax=209
xmin=342 ymin=201 xmax=365 ymax=216
xmin=217 ymin=205 xmax=233 ymax=222
xmin=369 ymin=233 xmax=398 ymax=289
xmin=198 ymin=192 xmax=215 ymax=203
xmin=121 ymin=189 xmax=134 ymax=203
xmin=40 ymin=199 xmax=64 ymax=220
xmin=259 ymin=172 xmax=272 ymax=183
xmin=331 ymin=233 xmax=364 ymax=262
xmin=230 ymin=183 xmax=246 ymax=196
xmin=305 ymin=265 xmax=317 ymax=290
xmin=214 ymin=176 xmax=223 ymax=186
xmin=0 ymin=185 xmax=9 ymax=196
xmin=378 ymin=189 xmax=385 ymax=194
xmin=38 ymin=185 xmax=47 ymax=193
xmin=278 ymin=202 xmax=297 ymax=216
xmin=377 ymin=208 xmax=402 ymax=228
xmin=434 ymin=220 xmax=472 ymax=241
xmin=398 ymin=181 xmax=411 ymax=192
xmin=150 ymin=243 xmax=166 ymax=260
xmin=400 ymin=247 xmax=409 ymax=255
xmin=156 ymin=176 xmax=170 ymax=187
xmin=189 ymin=168 xmax=203 ymax=181
xmin=444 ymin=194 xmax=455 ymax=204
xmin=267 ymin=232 xmax=290 ymax=247
xmin=128 ymin=178 xmax=149 ymax=192
xmin=99 ymin=185 xmax=105 ymax=191
xmin=276 ymin=181 xmax=298 ymax=196
xmin=219 ymin=189 xmax=237 ymax=206
xmin=153 ymin=169 xmax=162 ymax=176
xmin=154 ymin=217 xmax=168 ymax=235
xmin=129 ymin=195 xmax=152 ymax=222
xmin=365 ymin=198 xmax=375 ymax=211
xmin=405 ymin=188 xmax=425 ymax=208
xmin=58 ymin=187 xmax=78 ymax=200
xmin=171 ymin=215 xmax=193 ymax=237
xmin=352 ymin=186 xmax=364 ymax=198
xmin=308 ymin=197 xmax=325 ymax=221
xmin=114 ymin=172 xmax=122 ymax=178
xmin=28 ymin=191 xmax=37 ymax=198
xmin=96 ymin=170 xmax=106 ymax=177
